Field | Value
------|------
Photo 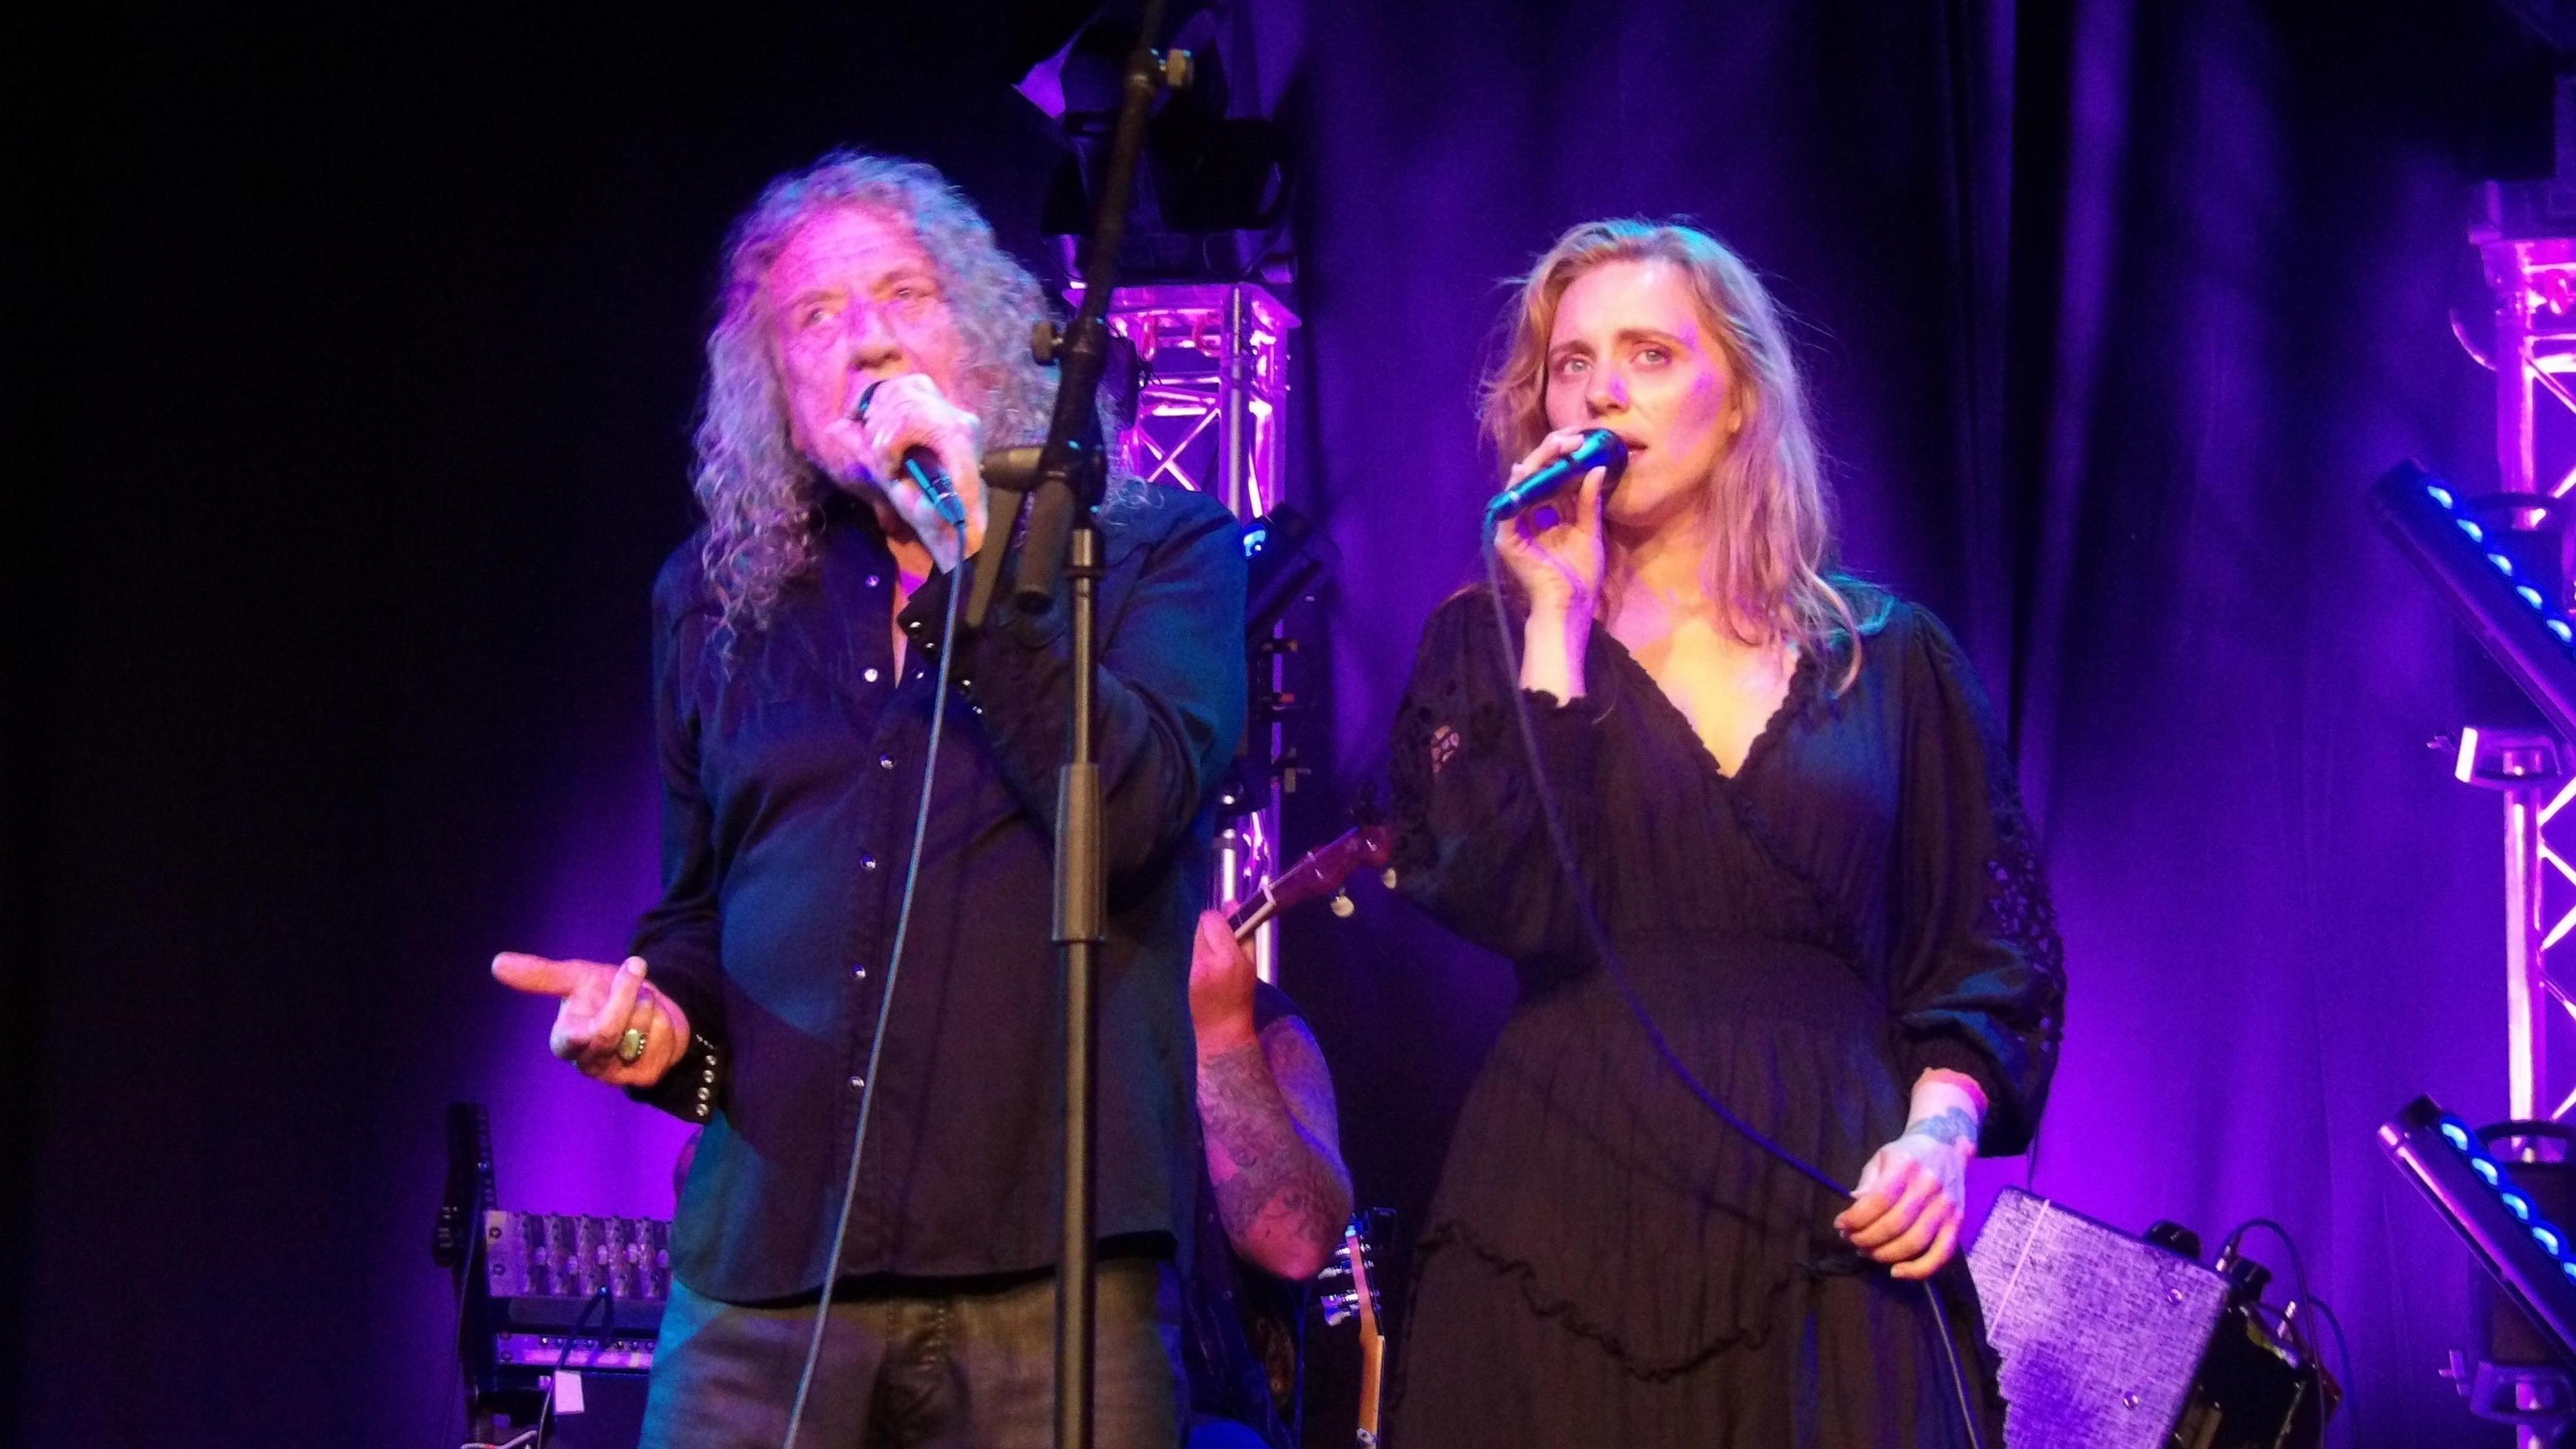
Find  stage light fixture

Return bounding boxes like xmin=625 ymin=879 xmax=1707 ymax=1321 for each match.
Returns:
xmin=1241 ymin=502 xmax=1337 ymax=642
xmin=2380 ymin=1094 xmax=2576 ymax=1362
xmin=2371 ymin=460 xmax=2576 ymax=744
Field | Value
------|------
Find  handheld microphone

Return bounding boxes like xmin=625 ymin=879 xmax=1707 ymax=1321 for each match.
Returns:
xmin=856 ymin=380 xmax=971 ymax=528
xmin=1485 ymin=429 xmax=1629 ymax=527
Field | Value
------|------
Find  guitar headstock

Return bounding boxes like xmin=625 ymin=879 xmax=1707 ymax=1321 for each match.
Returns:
xmin=1235 ymin=825 xmax=1395 ymax=941
xmin=1318 ymin=1207 xmax=1393 ymax=1331
xmin=1321 ymin=1207 xmax=1395 ymax=1446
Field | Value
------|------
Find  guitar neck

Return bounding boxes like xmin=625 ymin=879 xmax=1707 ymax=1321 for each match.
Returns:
xmin=1357 ymin=1334 xmax=1384 ymax=1446
xmin=1342 ymin=1217 xmax=1385 ymax=1447
xmin=1225 ymin=823 xmax=1391 ymax=945
xmin=1227 ymin=888 xmax=1280 ymax=943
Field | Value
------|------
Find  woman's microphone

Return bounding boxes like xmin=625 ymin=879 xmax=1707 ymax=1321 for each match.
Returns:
xmin=855 ymin=380 xmax=971 ymax=527
xmin=1485 ymin=429 xmax=1629 ymax=528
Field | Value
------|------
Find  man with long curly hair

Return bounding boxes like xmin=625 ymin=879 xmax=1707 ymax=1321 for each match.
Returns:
xmin=494 ymin=150 xmax=1248 ymax=1448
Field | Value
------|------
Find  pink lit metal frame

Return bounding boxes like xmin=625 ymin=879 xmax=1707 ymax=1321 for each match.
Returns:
xmin=1097 ymin=282 xmax=1299 ymax=981
xmin=2473 ymin=223 xmax=2576 ymax=1124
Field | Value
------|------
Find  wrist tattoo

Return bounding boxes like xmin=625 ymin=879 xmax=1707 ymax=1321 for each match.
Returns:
xmin=1903 ymin=1106 xmax=1980 ymax=1150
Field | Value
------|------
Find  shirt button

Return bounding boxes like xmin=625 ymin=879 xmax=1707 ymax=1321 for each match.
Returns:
xmin=851 ymin=964 xmax=869 ymax=980
xmin=867 ymin=574 xmax=881 ymax=588
xmin=863 ymin=667 xmax=880 ymax=684
xmin=878 ymin=755 xmax=895 ymax=770
xmin=861 ymin=853 xmax=879 ymax=871
xmin=849 ymin=1076 xmax=866 ymax=1090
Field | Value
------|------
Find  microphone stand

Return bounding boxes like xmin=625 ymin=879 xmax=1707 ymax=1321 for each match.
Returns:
xmin=963 ymin=9 xmax=1178 ymax=1447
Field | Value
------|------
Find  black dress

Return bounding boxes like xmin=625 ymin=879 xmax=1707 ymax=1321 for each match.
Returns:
xmin=1385 ymin=588 xmax=2065 ymax=1448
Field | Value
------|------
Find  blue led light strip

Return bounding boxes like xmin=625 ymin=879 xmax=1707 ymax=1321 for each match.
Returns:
xmin=2418 ymin=480 xmax=2576 ymax=645
xmin=2434 ymin=1114 xmax=2576 ymax=1288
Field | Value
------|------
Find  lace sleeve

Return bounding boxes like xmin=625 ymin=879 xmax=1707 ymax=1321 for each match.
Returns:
xmin=1887 ymin=605 xmax=2066 ymax=1157
xmin=1388 ymin=590 xmax=1609 ymax=971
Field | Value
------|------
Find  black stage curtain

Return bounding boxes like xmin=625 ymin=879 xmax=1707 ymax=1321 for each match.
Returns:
xmin=8 ymin=3 xmax=2554 ymax=1444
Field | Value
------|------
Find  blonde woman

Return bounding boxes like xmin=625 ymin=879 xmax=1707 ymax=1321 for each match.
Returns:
xmin=1385 ymin=221 xmax=2065 ymax=1446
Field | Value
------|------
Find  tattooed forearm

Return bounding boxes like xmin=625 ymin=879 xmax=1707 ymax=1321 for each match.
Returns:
xmin=1198 ymin=1036 xmax=1352 ymax=1276
xmin=1902 ymin=1106 xmax=1981 ymax=1150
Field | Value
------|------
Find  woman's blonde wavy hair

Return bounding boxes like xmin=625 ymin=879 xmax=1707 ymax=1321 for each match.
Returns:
xmin=1481 ymin=219 xmax=1877 ymax=689
xmin=693 ymin=151 xmax=1081 ymax=638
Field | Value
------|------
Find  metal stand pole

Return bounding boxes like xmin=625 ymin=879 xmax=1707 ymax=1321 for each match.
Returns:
xmin=1054 ymin=523 xmax=1104 ymax=1449
xmin=987 ymin=14 xmax=1173 ymax=1448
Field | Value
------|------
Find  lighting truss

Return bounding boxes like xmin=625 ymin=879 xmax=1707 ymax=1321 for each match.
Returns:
xmin=2478 ymin=231 xmax=2576 ymax=507
xmin=2383 ymin=461 xmax=2576 ymax=1120
xmin=2461 ymin=183 xmax=2576 ymax=1122
xmin=1097 ymin=282 xmax=1299 ymax=980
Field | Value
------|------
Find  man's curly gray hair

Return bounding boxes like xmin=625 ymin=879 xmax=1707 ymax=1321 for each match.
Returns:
xmin=692 ymin=150 xmax=1098 ymax=637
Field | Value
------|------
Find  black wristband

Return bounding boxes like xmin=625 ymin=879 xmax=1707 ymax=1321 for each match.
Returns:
xmin=627 ymin=1032 xmax=724 ymax=1123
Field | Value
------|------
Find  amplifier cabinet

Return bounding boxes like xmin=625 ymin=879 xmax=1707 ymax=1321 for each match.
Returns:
xmin=464 ymin=1209 xmax=673 ymax=1447
xmin=1968 ymin=1188 xmax=2233 ymax=1448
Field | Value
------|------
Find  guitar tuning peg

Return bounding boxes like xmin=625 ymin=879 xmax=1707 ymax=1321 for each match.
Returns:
xmin=1330 ymin=890 xmax=1354 ymax=918
xmin=1380 ymin=867 xmax=1399 ymax=889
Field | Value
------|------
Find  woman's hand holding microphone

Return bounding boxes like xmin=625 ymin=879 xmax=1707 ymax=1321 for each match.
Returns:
xmin=1491 ymin=427 xmax=1614 ymax=702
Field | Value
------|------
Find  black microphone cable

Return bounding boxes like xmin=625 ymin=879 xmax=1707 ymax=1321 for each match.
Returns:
xmin=1477 ymin=541 xmax=1990 ymax=1449
xmin=533 ymin=1284 xmax=615 ymax=1449
xmin=780 ymin=564 xmax=966 ymax=1449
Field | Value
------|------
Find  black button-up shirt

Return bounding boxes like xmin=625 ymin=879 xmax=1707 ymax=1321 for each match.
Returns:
xmin=627 ymin=485 xmax=1246 ymax=1303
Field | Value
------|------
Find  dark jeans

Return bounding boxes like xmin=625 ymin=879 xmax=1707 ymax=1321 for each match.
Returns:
xmin=637 ymin=1258 xmax=1185 ymax=1449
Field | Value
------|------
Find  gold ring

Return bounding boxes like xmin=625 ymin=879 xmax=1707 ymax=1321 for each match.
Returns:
xmin=616 ymin=1028 xmax=648 ymax=1064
